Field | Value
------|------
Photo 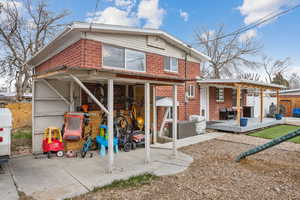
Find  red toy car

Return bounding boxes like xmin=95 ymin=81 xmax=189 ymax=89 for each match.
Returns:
xmin=42 ymin=127 xmax=64 ymax=158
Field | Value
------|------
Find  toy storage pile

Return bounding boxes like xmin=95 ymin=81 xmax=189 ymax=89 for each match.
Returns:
xmin=42 ymin=83 xmax=150 ymax=159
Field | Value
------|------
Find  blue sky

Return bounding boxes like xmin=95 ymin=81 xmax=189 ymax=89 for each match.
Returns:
xmin=46 ymin=0 xmax=300 ymax=73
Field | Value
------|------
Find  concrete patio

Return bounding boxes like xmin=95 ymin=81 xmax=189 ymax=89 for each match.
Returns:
xmin=2 ymin=148 xmax=193 ymax=200
xmin=207 ymin=117 xmax=284 ymax=133
xmin=0 ymin=132 xmax=225 ymax=200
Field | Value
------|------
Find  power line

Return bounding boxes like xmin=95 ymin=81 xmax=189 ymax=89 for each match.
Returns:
xmin=196 ymin=3 xmax=300 ymax=44
xmin=89 ymin=0 xmax=100 ymax=29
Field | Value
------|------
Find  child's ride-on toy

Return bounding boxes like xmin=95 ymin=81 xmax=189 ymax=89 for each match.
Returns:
xmin=80 ymin=134 xmax=94 ymax=158
xmin=63 ymin=112 xmax=85 ymax=141
xmin=42 ymin=127 xmax=64 ymax=158
xmin=96 ymin=125 xmax=119 ymax=156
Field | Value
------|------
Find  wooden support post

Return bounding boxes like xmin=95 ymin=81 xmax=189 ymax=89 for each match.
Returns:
xmin=107 ymin=79 xmax=114 ymax=173
xmin=236 ymin=86 xmax=241 ymax=125
xmin=69 ymin=81 xmax=74 ymax=111
xmin=42 ymin=79 xmax=70 ymax=105
xmin=70 ymin=74 xmax=109 ymax=114
xmin=145 ymin=82 xmax=151 ymax=163
xmin=125 ymin=85 xmax=129 ymax=110
xmin=172 ymin=85 xmax=178 ymax=157
xmin=260 ymin=89 xmax=264 ymax=123
xmin=152 ymin=86 xmax=157 ymax=144
xmin=276 ymin=90 xmax=280 ymax=113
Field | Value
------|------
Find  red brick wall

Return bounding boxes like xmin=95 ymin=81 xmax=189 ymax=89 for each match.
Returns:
xmin=208 ymin=87 xmax=248 ymax=121
xmin=36 ymin=39 xmax=201 ymax=79
xmin=35 ymin=39 xmax=102 ymax=73
xmin=209 ymin=87 xmax=233 ymax=121
xmin=155 ymin=58 xmax=201 ymax=125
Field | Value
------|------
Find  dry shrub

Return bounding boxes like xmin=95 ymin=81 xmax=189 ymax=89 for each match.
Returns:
xmin=5 ymin=103 xmax=32 ymax=129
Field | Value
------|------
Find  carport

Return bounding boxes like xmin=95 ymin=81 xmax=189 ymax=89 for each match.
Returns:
xmin=32 ymin=66 xmax=182 ymax=173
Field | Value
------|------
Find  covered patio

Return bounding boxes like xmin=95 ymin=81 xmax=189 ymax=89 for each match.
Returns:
xmin=198 ymin=79 xmax=285 ymax=133
xmin=32 ymin=66 xmax=182 ymax=173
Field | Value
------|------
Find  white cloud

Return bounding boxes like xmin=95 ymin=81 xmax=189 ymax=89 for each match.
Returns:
xmin=238 ymin=0 xmax=297 ymax=26
xmin=115 ymin=0 xmax=134 ymax=7
xmin=86 ymin=0 xmax=165 ymax=29
xmin=287 ymin=65 xmax=300 ymax=75
xmin=137 ymin=0 xmax=165 ymax=28
xmin=179 ymin=9 xmax=189 ymax=22
xmin=239 ymin=29 xmax=257 ymax=42
xmin=86 ymin=7 xmax=139 ymax=26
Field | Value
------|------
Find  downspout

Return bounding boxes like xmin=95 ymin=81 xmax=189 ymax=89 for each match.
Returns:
xmin=184 ymin=45 xmax=192 ymax=120
xmin=184 ymin=52 xmax=188 ymax=120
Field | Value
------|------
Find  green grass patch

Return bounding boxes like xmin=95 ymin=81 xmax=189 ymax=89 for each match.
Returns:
xmin=12 ymin=129 xmax=32 ymax=139
xmin=249 ymin=125 xmax=300 ymax=144
xmin=94 ymin=173 xmax=158 ymax=192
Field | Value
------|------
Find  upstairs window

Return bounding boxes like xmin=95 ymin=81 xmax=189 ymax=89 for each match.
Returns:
xmin=103 ymin=44 xmax=145 ymax=72
xmin=125 ymin=49 xmax=145 ymax=71
xmin=164 ymin=56 xmax=178 ymax=72
xmin=216 ymin=88 xmax=224 ymax=102
xmin=103 ymin=44 xmax=124 ymax=69
xmin=187 ymin=85 xmax=195 ymax=98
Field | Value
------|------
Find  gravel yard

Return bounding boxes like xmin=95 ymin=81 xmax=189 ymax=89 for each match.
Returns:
xmin=73 ymin=139 xmax=300 ymax=200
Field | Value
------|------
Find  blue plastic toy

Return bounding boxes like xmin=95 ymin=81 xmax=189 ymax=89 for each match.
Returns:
xmin=96 ymin=125 xmax=118 ymax=156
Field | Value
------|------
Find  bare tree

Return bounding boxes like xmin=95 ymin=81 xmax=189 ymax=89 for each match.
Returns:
xmin=237 ymin=72 xmax=261 ymax=81
xmin=195 ymin=25 xmax=261 ymax=79
xmin=272 ymin=72 xmax=289 ymax=88
xmin=288 ymin=73 xmax=300 ymax=89
xmin=0 ymin=0 xmax=69 ymax=100
xmin=261 ymin=55 xmax=291 ymax=83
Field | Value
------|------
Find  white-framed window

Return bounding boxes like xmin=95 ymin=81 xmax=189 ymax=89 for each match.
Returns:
xmin=164 ymin=56 xmax=178 ymax=72
xmin=103 ymin=44 xmax=145 ymax=72
xmin=167 ymin=107 xmax=173 ymax=120
xmin=187 ymin=85 xmax=195 ymax=98
xmin=216 ymin=88 xmax=224 ymax=102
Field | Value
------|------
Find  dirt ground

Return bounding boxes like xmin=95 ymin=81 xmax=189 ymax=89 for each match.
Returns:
xmin=11 ymin=127 xmax=32 ymax=155
xmin=74 ymin=139 xmax=300 ymax=200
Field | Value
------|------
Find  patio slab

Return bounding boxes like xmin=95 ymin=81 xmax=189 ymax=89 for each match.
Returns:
xmin=151 ymin=132 xmax=225 ymax=149
xmin=0 ymin=164 xmax=19 ymax=200
xmin=5 ymin=148 xmax=193 ymax=200
xmin=207 ymin=118 xmax=283 ymax=133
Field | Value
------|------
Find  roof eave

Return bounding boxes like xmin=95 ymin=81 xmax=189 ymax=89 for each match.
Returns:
xmin=27 ymin=22 xmax=211 ymax=67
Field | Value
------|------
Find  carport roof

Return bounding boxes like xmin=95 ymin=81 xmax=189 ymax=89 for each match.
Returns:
xmin=197 ymin=79 xmax=285 ymax=90
xmin=33 ymin=66 xmax=186 ymax=85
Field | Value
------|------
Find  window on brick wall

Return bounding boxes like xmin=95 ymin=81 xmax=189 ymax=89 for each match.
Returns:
xmin=164 ymin=56 xmax=178 ymax=72
xmin=103 ymin=44 xmax=124 ymax=69
xmin=103 ymin=44 xmax=145 ymax=72
xmin=216 ymin=88 xmax=224 ymax=102
xmin=187 ymin=85 xmax=195 ymax=98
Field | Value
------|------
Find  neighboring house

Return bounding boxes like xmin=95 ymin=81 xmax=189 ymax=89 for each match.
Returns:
xmin=278 ymin=89 xmax=300 ymax=117
xmin=0 ymin=92 xmax=32 ymax=104
xmin=27 ymin=22 xmax=210 ymax=155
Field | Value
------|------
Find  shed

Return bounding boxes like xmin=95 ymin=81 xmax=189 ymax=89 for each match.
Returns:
xmin=278 ymin=89 xmax=300 ymax=117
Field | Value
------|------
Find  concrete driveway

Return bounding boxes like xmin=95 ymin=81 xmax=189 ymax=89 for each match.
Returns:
xmin=1 ymin=148 xmax=193 ymax=200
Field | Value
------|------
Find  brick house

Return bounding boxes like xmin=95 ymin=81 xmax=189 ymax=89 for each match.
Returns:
xmin=27 ymin=22 xmax=210 ymax=162
xmin=32 ymin=24 xmax=206 ymax=128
